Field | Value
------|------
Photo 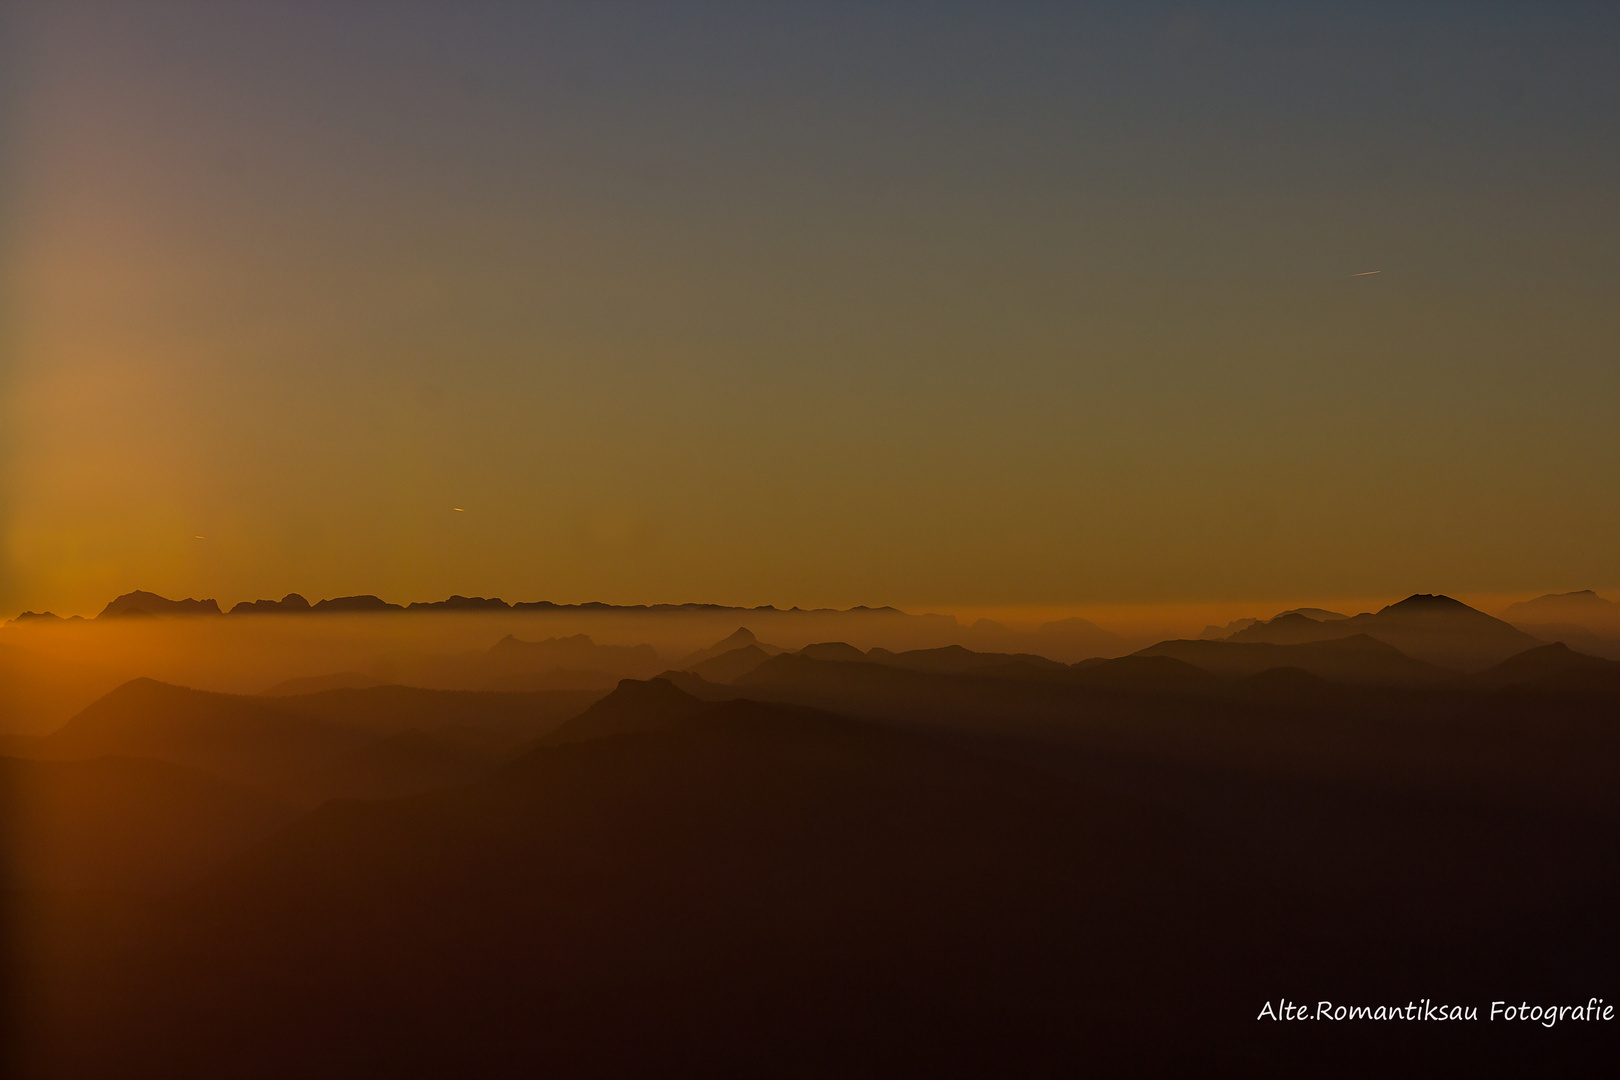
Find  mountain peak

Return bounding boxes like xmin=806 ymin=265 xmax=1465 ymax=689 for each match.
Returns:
xmin=310 ymin=595 xmax=404 ymax=613
xmin=1380 ymin=594 xmax=1474 ymax=613
xmin=797 ymin=642 xmax=869 ymax=663
xmin=99 ymin=591 xmax=223 ymax=619
xmin=678 ymin=627 xmax=787 ymax=670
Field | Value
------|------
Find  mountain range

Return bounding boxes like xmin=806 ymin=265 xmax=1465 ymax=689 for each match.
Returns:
xmin=10 ymin=645 xmax=1620 ymax=1076
xmin=3 ymin=679 xmax=599 ymax=809
xmin=1220 ymin=593 xmax=1543 ymax=669
xmin=14 ymin=590 xmax=942 ymax=622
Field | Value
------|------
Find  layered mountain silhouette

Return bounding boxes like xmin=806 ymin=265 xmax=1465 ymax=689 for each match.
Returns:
xmin=16 ymin=659 xmax=1620 ymax=1076
xmin=10 ymin=680 xmax=393 ymax=803
xmin=1225 ymin=594 xmax=1542 ymax=670
xmin=664 ymin=629 xmax=1528 ymax=699
xmin=669 ymin=638 xmax=1198 ymax=702
xmin=12 ymin=587 xmax=1620 ymax=1077
xmin=1136 ymin=634 xmax=1454 ymax=685
xmin=1474 ymin=640 xmax=1618 ymax=690
xmin=406 ymin=595 xmax=511 ymax=611
xmin=677 ymin=626 xmax=786 ymax=669
xmin=962 ymin=616 xmax=1125 ymax=661
xmin=228 ymin=593 xmax=312 ymax=615
xmin=1062 ymin=653 xmax=1225 ymax=693
xmin=1199 ymin=616 xmax=1258 ymax=640
xmin=311 ymin=594 xmax=404 ymax=613
xmin=1500 ymin=590 xmax=1620 ymax=659
xmin=797 ymin=641 xmax=870 ymax=662
xmin=6 ymin=611 xmax=85 ymax=623
xmin=1197 ymin=609 xmax=1344 ymax=641
xmin=540 ymin=677 xmax=709 ymax=745
xmin=6 ymin=679 xmax=603 ymax=806
xmin=0 ymin=642 xmax=129 ymax=736
xmin=1503 ymin=589 xmax=1619 ymax=627
xmin=686 ymin=643 xmax=776 ymax=683
xmin=53 ymin=591 xmax=965 ymax=627
xmin=364 ymin=633 xmax=662 ymax=692
xmin=1028 ymin=616 xmax=1127 ymax=659
xmin=864 ymin=643 xmax=1069 ymax=675
xmin=98 ymin=591 xmax=223 ymax=618
xmin=720 ymin=653 xmax=1224 ymax=732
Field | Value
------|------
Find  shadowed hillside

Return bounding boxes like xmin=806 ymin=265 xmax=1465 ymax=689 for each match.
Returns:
xmin=8 ymin=681 xmax=604 ymax=806
xmin=0 ymin=644 xmax=130 ymax=736
xmin=19 ymin=697 xmax=1242 ymax=1077
xmin=1 ymin=756 xmax=292 ymax=892
xmin=1135 ymin=634 xmax=1455 ymax=685
xmin=541 ymin=678 xmax=709 ymax=745
xmin=14 ymin=679 xmax=1620 ymax=1077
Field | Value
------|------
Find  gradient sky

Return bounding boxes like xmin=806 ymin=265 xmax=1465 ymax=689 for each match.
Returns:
xmin=3 ymin=1 xmax=1617 ymax=616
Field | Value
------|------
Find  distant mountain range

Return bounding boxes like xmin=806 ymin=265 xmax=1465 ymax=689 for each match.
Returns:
xmin=1137 ymin=633 xmax=1455 ymax=685
xmin=8 ymin=589 xmax=1616 ymax=665
xmin=3 ymin=678 xmax=601 ymax=810
xmin=1201 ymin=591 xmax=1620 ymax=660
xmin=7 ymin=591 xmax=1618 ymax=740
xmin=17 ymin=590 xmax=922 ymax=621
xmin=1220 ymin=594 xmax=1543 ymax=671
xmin=1504 ymin=589 xmax=1620 ymax=625
xmin=658 ymin=606 xmax=1620 ymax=700
xmin=1498 ymin=590 xmax=1620 ymax=657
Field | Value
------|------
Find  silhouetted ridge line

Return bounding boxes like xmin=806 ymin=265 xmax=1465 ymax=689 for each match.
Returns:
xmin=312 ymin=595 xmax=405 ymax=613
xmin=1225 ymin=594 xmax=1542 ymax=671
xmin=408 ymin=596 xmax=511 ymax=611
xmin=229 ymin=593 xmax=311 ymax=615
xmin=540 ymin=678 xmax=709 ymax=746
xmin=1475 ymin=641 xmax=1617 ymax=690
xmin=83 ymin=591 xmax=940 ymax=619
xmin=17 ymin=677 xmax=607 ymax=807
xmin=797 ymin=642 xmax=869 ymax=663
xmin=678 ymin=628 xmax=788 ymax=670
xmin=688 ymin=645 xmax=775 ymax=683
xmin=1504 ymin=590 xmax=1617 ymax=622
xmin=99 ymin=591 xmax=223 ymax=618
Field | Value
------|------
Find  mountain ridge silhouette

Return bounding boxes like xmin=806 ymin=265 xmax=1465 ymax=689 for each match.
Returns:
xmin=1225 ymin=593 xmax=1542 ymax=670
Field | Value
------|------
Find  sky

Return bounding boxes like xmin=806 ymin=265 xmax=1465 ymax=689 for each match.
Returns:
xmin=2 ymin=1 xmax=1618 ymax=617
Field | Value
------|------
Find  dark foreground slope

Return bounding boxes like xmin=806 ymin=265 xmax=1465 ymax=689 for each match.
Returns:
xmin=0 ymin=756 xmax=292 ymax=892
xmin=20 ymin=698 xmax=1233 ymax=1078
xmin=15 ymin=680 xmax=1620 ymax=1078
